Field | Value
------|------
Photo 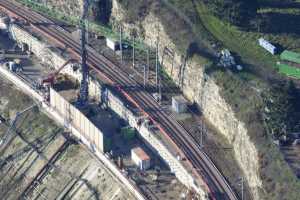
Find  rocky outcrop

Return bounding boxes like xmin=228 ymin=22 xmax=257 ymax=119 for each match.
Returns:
xmin=35 ymin=0 xmax=84 ymax=16
xmin=110 ymin=1 xmax=262 ymax=199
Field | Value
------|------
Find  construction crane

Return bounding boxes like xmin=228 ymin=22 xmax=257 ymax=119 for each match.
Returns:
xmin=0 ymin=104 xmax=37 ymax=148
xmin=77 ymin=0 xmax=90 ymax=106
xmin=38 ymin=59 xmax=74 ymax=88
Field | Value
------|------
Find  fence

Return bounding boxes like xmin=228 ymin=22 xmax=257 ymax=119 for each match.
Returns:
xmin=50 ymin=88 xmax=104 ymax=152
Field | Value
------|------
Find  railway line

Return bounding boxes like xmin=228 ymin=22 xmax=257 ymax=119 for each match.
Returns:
xmin=0 ymin=1 xmax=239 ymax=199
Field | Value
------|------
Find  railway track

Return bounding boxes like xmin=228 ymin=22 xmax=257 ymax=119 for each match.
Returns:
xmin=0 ymin=1 xmax=239 ymax=199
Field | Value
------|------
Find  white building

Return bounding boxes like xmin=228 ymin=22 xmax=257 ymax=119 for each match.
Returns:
xmin=131 ymin=147 xmax=151 ymax=171
xmin=106 ymin=38 xmax=119 ymax=51
xmin=172 ymin=95 xmax=187 ymax=114
xmin=0 ymin=16 xmax=9 ymax=31
xmin=258 ymin=38 xmax=276 ymax=55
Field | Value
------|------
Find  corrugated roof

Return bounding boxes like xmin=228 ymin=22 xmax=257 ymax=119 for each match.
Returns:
xmin=280 ymin=50 xmax=300 ymax=64
xmin=132 ymin=147 xmax=150 ymax=161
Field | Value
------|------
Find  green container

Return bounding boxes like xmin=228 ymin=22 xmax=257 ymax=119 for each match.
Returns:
xmin=280 ymin=50 xmax=300 ymax=64
xmin=121 ymin=126 xmax=136 ymax=140
xmin=278 ymin=63 xmax=300 ymax=79
xmin=104 ymin=137 xmax=112 ymax=152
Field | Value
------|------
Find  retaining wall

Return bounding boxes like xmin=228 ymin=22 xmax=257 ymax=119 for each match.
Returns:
xmin=7 ymin=23 xmax=207 ymax=198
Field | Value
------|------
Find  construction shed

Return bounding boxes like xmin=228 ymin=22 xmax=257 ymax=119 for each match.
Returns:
xmin=280 ymin=50 xmax=300 ymax=64
xmin=106 ymin=38 xmax=119 ymax=51
xmin=131 ymin=147 xmax=151 ymax=171
xmin=172 ymin=95 xmax=188 ymax=113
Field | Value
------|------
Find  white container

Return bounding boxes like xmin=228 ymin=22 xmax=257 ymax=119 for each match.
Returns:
xmin=258 ymin=38 xmax=276 ymax=55
xmin=106 ymin=38 xmax=119 ymax=51
xmin=0 ymin=17 xmax=9 ymax=30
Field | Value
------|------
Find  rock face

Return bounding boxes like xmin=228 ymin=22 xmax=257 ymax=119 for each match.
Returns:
xmin=110 ymin=1 xmax=262 ymax=199
xmin=35 ymin=0 xmax=84 ymax=16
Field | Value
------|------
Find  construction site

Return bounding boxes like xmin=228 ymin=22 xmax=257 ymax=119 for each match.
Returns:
xmin=0 ymin=11 xmax=189 ymax=200
xmin=1 ymin=0 xmax=284 ymax=200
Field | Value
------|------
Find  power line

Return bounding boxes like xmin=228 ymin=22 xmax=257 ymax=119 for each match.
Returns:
xmin=119 ymin=24 xmax=123 ymax=64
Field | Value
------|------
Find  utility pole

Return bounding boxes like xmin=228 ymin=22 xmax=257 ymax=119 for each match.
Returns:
xmin=200 ymin=125 xmax=203 ymax=147
xmin=86 ymin=20 xmax=89 ymax=45
xmin=132 ymin=31 xmax=136 ymax=68
xmin=78 ymin=0 xmax=89 ymax=106
xmin=155 ymin=24 xmax=160 ymax=89
xmin=241 ymin=177 xmax=244 ymax=200
xmin=119 ymin=24 xmax=123 ymax=64
xmin=197 ymin=122 xmax=205 ymax=148
xmin=155 ymin=37 xmax=159 ymax=88
xmin=146 ymin=48 xmax=150 ymax=82
xmin=143 ymin=64 xmax=146 ymax=88
xmin=158 ymin=78 xmax=162 ymax=104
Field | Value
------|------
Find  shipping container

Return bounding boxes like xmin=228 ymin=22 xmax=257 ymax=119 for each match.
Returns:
xmin=278 ymin=63 xmax=300 ymax=79
xmin=258 ymin=38 xmax=277 ymax=55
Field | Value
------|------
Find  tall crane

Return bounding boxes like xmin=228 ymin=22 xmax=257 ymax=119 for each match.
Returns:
xmin=78 ymin=0 xmax=90 ymax=106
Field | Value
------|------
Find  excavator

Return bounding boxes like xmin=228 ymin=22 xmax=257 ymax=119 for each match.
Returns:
xmin=38 ymin=59 xmax=75 ymax=88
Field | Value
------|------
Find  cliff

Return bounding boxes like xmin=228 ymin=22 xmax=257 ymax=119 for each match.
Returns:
xmin=109 ymin=1 xmax=298 ymax=199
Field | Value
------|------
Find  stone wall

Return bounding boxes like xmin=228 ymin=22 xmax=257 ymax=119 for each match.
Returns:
xmin=110 ymin=1 xmax=262 ymax=199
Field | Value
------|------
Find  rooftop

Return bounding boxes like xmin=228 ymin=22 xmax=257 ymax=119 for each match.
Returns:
xmin=172 ymin=95 xmax=188 ymax=104
xmin=132 ymin=147 xmax=150 ymax=161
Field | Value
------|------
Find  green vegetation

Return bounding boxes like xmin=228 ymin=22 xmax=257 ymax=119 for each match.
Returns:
xmin=16 ymin=0 xmax=147 ymax=50
xmin=202 ymin=0 xmax=258 ymax=26
xmin=17 ymin=0 xmax=115 ymax=36
xmin=0 ymin=79 xmax=63 ymax=143
xmin=263 ymin=80 xmax=300 ymax=136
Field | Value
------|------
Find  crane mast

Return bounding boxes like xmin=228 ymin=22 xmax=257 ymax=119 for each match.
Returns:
xmin=78 ymin=0 xmax=89 ymax=106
